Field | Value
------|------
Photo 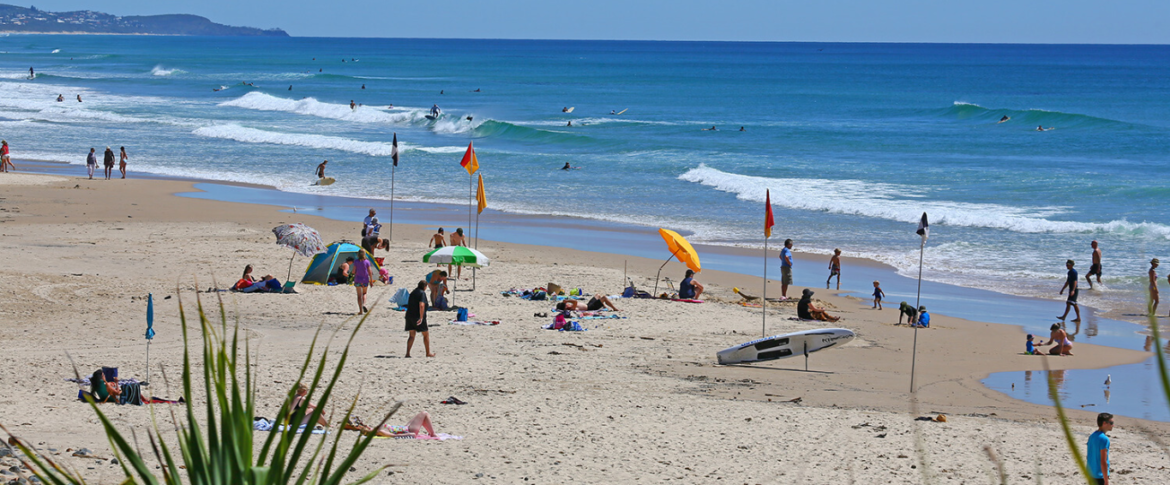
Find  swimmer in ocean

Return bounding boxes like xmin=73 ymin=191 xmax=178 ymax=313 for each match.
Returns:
xmin=739 ymin=126 xmax=745 ymax=131
xmin=350 ymin=100 xmax=356 ymax=110
xmin=361 ymin=84 xmax=365 ymax=89
xmin=289 ymin=85 xmax=293 ymax=90
xmin=562 ymin=162 xmax=572 ymax=170
xmin=1037 ymin=125 xmax=1044 ymax=131
xmin=567 ymin=121 xmax=572 ymax=127
xmin=56 ymin=94 xmax=63 ymax=102
xmin=703 ymin=126 xmax=717 ymax=131
xmin=77 ymin=94 xmax=82 ymax=102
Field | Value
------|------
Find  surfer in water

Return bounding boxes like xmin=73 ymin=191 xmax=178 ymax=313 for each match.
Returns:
xmin=610 ymin=110 xmax=616 ymax=115
xmin=562 ymin=162 xmax=572 ymax=170
xmin=567 ymin=121 xmax=572 ymax=127
xmin=361 ymin=84 xmax=366 ymax=89
xmin=739 ymin=126 xmax=746 ymax=131
xmin=466 ymin=116 xmax=473 ymax=121
xmin=77 ymin=94 xmax=82 ymax=102
xmin=316 ymin=160 xmax=328 ymax=179
xmin=563 ymin=107 xmax=570 ymax=113
xmin=702 ymin=126 xmax=717 ymax=131
xmin=999 ymin=115 xmax=1010 ymax=123
xmin=350 ymin=100 xmax=356 ymax=110
xmin=430 ymin=104 xmax=441 ymax=117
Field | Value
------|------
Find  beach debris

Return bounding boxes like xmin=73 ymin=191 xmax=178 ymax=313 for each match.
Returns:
xmin=440 ymin=396 xmax=467 ymax=405
xmin=71 ymin=448 xmax=93 ymax=458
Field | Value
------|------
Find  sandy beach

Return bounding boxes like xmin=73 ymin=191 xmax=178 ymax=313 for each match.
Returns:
xmin=1 ymin=171 xmax=1168 ymax=484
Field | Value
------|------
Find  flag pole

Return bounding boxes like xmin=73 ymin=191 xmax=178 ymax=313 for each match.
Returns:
xmin=762 ymin=235 xmax=768 ymax=338
xmin=474 ymin=204 xmax=480 ymax=292
xmin=910 ymin=238 xmax=924 ymax=392
xmin=389 ymin=164 xmax=395 ymax=240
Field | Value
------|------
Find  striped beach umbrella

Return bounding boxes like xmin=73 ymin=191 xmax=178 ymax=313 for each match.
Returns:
xmin=423 ymin=246 xmax=490 ymax=268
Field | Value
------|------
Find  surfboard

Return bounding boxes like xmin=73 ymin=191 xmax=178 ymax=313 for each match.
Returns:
xmin=425 ymin=114 xmax=440 ymax=121
xmin=565 ymin=107 xmax=575 ymax=113
xmin=616 ymin=109 xmax=628 ymax=115
xmin=313 ymin=177 xmax=335 ymax=186
xmin=716 ymin=328 xmax=854 ymax=365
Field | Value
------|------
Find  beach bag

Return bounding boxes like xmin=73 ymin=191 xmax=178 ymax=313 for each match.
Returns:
xmin=391 ymin=288 xmax=410 ymax=306
xmin=435 ymin=295 xmax=450 ymax=311
xmin=622 ymin=286 xmax=635 ymax=298
xmin=553 ymin=312 xmax=568 ymax=330
xmin=531 ymin=290 xmax=548 ymax=301
xmin=547 ymin=283 xmax=563 ymax=295
xmin=456 ymin=308 xmax=469 ymax=322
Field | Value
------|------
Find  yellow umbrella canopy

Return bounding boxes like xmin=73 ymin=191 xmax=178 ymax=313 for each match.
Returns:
xmin=658 ymin=228 xmax=701 ymax=273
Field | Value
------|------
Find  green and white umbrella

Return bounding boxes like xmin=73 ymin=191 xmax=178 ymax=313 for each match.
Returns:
xmin=423 ymin=246 xmax=490 ymax=267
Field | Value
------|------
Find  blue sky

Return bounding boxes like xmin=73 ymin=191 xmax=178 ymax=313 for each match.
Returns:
xmin=24 ymin=1 xmax=1170 ymax=43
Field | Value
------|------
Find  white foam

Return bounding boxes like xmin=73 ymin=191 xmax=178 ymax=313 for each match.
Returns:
xmin=51 ymin=49 xmax=60 ymax=54
xmin=679 ymin=164 xmax=1170 ymax=239
xmin=219 ymin=92 xmax=428 ymax=124
xmin=193 ymin=124 xmax=463 ymax=156
xmin=150 ymin=65 xmax=184 ymax=76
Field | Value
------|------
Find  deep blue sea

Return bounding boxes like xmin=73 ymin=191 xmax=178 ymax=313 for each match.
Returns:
xmin=2 ymin=36 xmax=1169 ymax=417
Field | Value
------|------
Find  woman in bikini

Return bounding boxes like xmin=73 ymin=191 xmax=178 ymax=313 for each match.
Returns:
xmin=1150 ymin=258 xmax=1160 ymax=316
xmin=290 ymin=383 xmax=330 ymax=427
xmin=425 ymin=270 xmax=448 ymax=307
xmin=118 ymin=146 xmax=128 ymax=179
xmin=345 ymin=411 xmax=437 ymax=438
xmin=555 ymin=294 xmax=619 ymax=312
xmin=1045 ymin=323 xmax=1074 ymax=356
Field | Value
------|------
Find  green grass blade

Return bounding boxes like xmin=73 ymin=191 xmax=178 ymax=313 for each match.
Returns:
xmin=1044 ymin=358 xmax=1096 ymax=485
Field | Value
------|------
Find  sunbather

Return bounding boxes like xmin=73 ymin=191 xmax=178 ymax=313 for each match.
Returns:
xmin=290 ymin=383 xmax=330 ymax=428
xmin=345 ymin=411 xmax=437 ymax=438
xmin=236 ymin=264 xmax=281 ymax=292
xmin=556 ymin=294 xmax=619 ymax=312
xmin=797 ymin=289 xmax=839 ymax=322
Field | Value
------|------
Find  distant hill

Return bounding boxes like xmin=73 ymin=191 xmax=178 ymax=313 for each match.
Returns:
xmin=0 ymin=4 xmax=288 ymax=36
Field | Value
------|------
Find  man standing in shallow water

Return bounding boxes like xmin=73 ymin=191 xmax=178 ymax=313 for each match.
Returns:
xmin=1086 ymin=240 xmax=1103 ymax=289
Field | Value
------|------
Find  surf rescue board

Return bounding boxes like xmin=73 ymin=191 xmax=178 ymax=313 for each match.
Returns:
xmin=717 ymin=328 xmax=854 ymax=365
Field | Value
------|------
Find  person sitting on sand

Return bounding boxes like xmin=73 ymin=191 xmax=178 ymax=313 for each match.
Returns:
xmin=290 ymin=383 xmax=330 ymax=428
xmin=1044 ymin=323 xmax=1074 ymax=356
xmin=797 ymin=289 xmax=839 ymax=322
xmin=555 ymin=294 xmax=619 ymax=312
xmin=236 ymin=264 xmax=281 ymax=292
xmin=425 ymin=270 xmax=448 ymax=307
xmin=898 ymin=301 xmax=918 ymax=325
xmin=90 ymin=370 xmax=122 ymax=403
xmin=345 ymin=411 xmax=437 ymax=438
xmin=1025 ymin=334 xmax=1045 ymax=355
xmin=679 ymin=269 xmax=704 ymax=300
xmin=331 ymin=258 xmax=354 ymax=284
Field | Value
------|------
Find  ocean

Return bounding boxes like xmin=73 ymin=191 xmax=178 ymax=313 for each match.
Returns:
xmin=2 ymin=35 xmax=1169 ymax=417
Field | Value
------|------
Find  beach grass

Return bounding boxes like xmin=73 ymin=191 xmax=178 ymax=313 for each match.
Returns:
xmin=1 ymin=288 xmax=396 ymax=484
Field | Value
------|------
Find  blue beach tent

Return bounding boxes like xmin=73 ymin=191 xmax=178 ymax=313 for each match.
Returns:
xmin=301 ymin=242 xmax=380 ymax=285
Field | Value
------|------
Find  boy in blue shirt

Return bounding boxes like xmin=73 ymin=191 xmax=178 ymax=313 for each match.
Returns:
xmin=1087 ymin=412 xmax=1113 ymax=485
xmin=912 ymin=306 xmax=930 ymax=328
xmin=1025 ymin=334 xmax=1045 ymax=355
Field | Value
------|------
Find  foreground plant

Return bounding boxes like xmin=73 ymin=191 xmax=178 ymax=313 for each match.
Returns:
xmin=2 ymin=290 xmax=397 ymax=484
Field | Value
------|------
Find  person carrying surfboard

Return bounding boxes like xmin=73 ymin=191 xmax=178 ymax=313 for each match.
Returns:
xmin=316 ymin=160 xmax=328 ymax=179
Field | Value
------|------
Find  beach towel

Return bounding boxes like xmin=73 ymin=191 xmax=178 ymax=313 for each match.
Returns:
xmin=375 ymin=433 xmax=462 ymax=440
xmin=543 ymin=321 xmax=585 ymax=331
xmin=579 ymin=314 xmax=625 ymax=320
xmin=391 ymin=288 xmax=411 ymax=306
xmin=448 ymin=320 xmax=500 ymax=326
xmin=671 ymin=299 xmax=704 ymax=303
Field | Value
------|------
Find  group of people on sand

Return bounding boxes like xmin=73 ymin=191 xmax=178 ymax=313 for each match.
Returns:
xmin=84 ymin=146 xmax=128 ymax=180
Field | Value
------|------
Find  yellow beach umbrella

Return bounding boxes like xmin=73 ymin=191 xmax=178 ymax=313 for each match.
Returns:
xmin=654 ymin=228 xmax=701 ymax=296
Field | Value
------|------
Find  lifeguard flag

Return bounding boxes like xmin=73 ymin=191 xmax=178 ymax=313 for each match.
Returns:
xmin=460 ymin=141 xmax=479 ymax=175
xmin=391 ymin=133 xmax=399 ymax=167
xmin=916 ymin=212 xmax=929 ymax=241
xmin=764 ymin=189 xmax=775 ymax=238
xmin=477 ymin=174 xmax=487 ymax=214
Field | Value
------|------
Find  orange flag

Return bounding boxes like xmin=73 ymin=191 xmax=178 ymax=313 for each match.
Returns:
xmin=764 ymin=189 xmax=775 ymax=238
xmin=477 ymin=174 xmax=487 ymax=214
xmin=460 ymin=141 xmax=479 ymax=175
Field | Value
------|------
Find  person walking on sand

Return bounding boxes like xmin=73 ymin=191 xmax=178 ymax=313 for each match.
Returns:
xmin=118 ymin=146 xmax=128 ymax=179
xmin=405 ymin=280 xmax=435 ymax=358
xmin=1087 ymin=412 xmax=1113 ymax=484
xmin=1086 ymin=240 xmax=1103 ymax=289
xmin=827 ymin=248 xmax=841 ymax=290
xmin=872 ymin=281 xmax=884 ymax=309
xmin=1149 ymin=259 xmax=1160 ymax=316
xmin=1058 ymin=259 xmax=1082 ymax=322
xmin=353 ymin=254 xmax=373 ymax=315
xmin=0 ymin=140 xmax=12 ymax=173
xmin=449 ymin=228 xmax=467 ymax=279
xmin=85 ymin=148 xmax=97 ymax=180
xmin=779 ymin=239 xmax=794 ymax=299
xmin=102 ymin=147 xmax=115 ymax=180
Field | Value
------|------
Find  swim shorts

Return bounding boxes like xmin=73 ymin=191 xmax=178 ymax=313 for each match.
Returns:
xmin=1067 ymin=289 xmax=1079 ymax=303
xmin=586 ymin=297 xmax=604 ymax=311
xmin=405 ymin=317 xmax=428 ymax=333
xmin=1087 ymin=263 xmax=1102 ymax=277
xmin=781 ymin=266 xmax=793 ymax=285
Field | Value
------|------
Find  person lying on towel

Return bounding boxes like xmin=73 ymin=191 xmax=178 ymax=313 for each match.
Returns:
xmin=556 ymin=294 xmax=620 ymax=312
xmin=344 ymin=411 xmax=438 ymax=438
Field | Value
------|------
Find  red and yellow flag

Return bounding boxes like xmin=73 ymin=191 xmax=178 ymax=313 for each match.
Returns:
xmin=764 ymin=189 xmax=775 ymax=238
xmin=460 ymin=141 xmax=479 ymax=175
xmin=477 ymin=174 xmax=487 ymax=214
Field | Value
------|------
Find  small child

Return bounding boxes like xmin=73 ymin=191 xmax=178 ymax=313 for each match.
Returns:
xmin=827 ymin=249 xmax=842 ymax=290
xmin=872 ymin=280 xmax=885 ymax=309
xmin=913 ymin=306 xmax=930 ymax=328
xmin=1025 ymin=334 xmax=1045 ymax=355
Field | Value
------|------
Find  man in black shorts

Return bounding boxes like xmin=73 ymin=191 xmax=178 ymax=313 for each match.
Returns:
xmin=1085 ymin=240 xmax=1102 ymax=289
xmin=405 ymin=280 xmax=435 ymax=357
xmin=1058 ymin=259 xmax=1081 ymax=322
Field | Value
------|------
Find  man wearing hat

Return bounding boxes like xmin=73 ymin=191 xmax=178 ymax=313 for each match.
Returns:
xmin=797 ymin=288 xmax=839 ymax=322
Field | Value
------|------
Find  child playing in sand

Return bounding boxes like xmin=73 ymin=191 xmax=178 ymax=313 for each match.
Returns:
xmin=872 ymin=280 xmax=884 ymax=309
xmin=1025 ymin=334 xmax=1045 ymax=355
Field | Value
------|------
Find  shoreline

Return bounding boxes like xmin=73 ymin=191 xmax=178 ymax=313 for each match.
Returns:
xmin=1 ymin=171 xmax=1167 ymax=483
